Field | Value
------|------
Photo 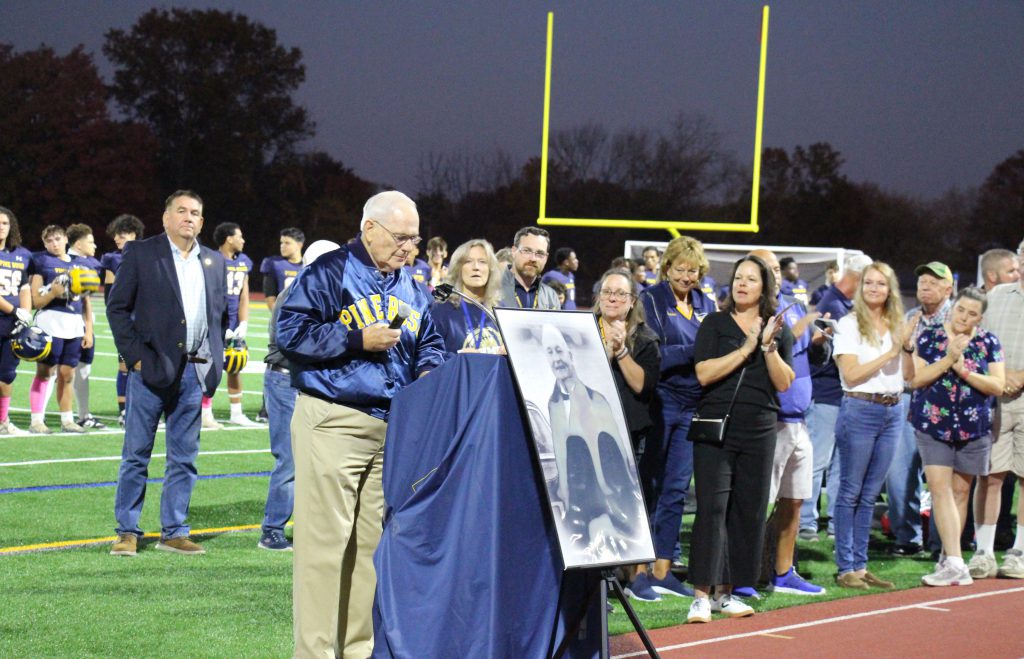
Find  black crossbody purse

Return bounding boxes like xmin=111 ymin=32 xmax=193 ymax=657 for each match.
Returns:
xmin=686 ymin=367 xmax=746 ymax=446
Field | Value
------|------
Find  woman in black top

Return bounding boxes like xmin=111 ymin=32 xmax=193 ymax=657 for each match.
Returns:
xmin=593 ymin=268 xmax=661 ymax=459
xmin=686 ymin=255 xmax=795 ymax=623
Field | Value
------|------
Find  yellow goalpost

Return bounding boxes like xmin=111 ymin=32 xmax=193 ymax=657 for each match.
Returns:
xmin=537 ymin=6 xmax=771 ymax=238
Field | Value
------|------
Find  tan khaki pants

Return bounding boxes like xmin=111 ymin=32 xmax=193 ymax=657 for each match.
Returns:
xmin=292 ymin=395 xmax=386 ymax=659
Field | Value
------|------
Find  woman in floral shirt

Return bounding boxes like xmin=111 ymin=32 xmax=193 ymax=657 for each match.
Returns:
xmin=908 ymin=287 xmax=1005 ymax=587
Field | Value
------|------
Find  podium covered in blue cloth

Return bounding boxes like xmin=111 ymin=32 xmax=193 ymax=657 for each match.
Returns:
xmin=372 ymin=354 xmax=600 ymax=658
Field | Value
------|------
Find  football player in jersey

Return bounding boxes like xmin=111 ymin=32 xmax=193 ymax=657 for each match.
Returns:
xmin=257 ymin=227 xmax=304 ymax=423
xmin=67 ymin=223 xmax=106 ymax=429
xmin=261 ymin=227 xmax=305 ymax=311
xmin=101 ymin=214 xmax=145 ymax=427
xmin=29 ymin=225 xmax=93 ymax=434
xmin=201 ymin=222 xmax=259 ymax=428
xmin=0 ymin=207 xmax=35 ymax=435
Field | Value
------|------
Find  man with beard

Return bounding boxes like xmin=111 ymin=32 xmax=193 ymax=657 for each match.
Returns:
xmin=498 ymin=227 xmax=560 ymax=310
xmin=543 ymin=324 xmax=639 ymax=555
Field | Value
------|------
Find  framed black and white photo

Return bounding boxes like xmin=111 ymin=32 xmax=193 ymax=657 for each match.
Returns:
xmin=494 ymin=307 xmax=655 ymax=569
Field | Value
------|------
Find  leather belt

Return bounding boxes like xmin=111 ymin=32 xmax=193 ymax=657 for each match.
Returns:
xmin=268 ymin=364 xmax=290 ymax=375
xmin=845 ymin=391 xmax=901 ymax=407
xmin=186 ymin=354 xmax=209 ymax=364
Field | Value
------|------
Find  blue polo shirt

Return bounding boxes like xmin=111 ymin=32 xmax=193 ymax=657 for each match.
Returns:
xmin=776 ymin=294 xmax=813 ymax=421
xmin=810 ymin=284 xmax=852 ymax=405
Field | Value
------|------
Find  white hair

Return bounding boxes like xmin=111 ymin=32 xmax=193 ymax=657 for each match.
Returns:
xmin=360 ymin=190 xmax=417 ymax=230
xmin=844 ymin=254 xmax=872 ymax=275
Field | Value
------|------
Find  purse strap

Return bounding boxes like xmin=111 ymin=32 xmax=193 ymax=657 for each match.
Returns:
xmin=723 ymin=366 xmax=747 ymax=416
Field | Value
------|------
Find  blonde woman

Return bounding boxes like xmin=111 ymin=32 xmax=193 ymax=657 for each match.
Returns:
xmin=430 ymin=238 xmax=504 ymax=357
xmin=832 ymin=262 xmax=917 ymax=589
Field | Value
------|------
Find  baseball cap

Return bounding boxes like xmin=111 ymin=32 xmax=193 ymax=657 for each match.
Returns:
xmin=914 ymin=261 xmax=953 ymax=283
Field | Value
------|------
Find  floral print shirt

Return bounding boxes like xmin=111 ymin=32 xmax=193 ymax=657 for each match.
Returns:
xmin=911 ymin=326 xmax=1003 ymax=442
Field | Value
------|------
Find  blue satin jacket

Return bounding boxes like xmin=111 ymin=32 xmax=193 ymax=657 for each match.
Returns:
xmin=276 ymin=236 xmax=445 ymax=420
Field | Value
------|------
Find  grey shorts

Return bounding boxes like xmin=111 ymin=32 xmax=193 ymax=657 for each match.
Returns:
xmin=914 ymin=430 xmax=992 ymax=476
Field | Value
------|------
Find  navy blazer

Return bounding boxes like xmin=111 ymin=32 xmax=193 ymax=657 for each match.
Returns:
xmin=106 ymin=232 xmax=227 ymax=394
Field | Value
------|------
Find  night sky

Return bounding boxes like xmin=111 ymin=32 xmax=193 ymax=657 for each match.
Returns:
xmin=3 ymin=1 xmax=1022 ymax=199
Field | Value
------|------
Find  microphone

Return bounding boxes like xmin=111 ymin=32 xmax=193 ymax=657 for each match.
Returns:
xmin=389 ymin=301 xmax=413 ymax=329
xmin=432 ymin=283 xmax=497 ymax=324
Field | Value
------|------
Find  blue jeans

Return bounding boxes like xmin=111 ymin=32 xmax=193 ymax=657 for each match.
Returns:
xmin=834 ymin=396 xmax=903 ymax=573
xmin=262 ymin=368 xmax=297 ymax=532
xmin=884 ymin=393 xmax=922 ymax=545
xmin=651 ymin=400 xmax=694 ymax=559
xmin=115 ymin=365 xmax=202 ymax=539
xmin=800 ymin=401 xmax=841 ymax=533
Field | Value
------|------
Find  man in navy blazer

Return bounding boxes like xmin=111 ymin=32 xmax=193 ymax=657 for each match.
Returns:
xmin=106 ymin=190 xmax=227 ymax=556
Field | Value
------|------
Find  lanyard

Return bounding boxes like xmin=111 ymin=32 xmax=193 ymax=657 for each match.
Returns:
xmin=514 ymin=287 xmax=539 ymax=308
xmin=460 ymin=300 xmax=487 ymax=349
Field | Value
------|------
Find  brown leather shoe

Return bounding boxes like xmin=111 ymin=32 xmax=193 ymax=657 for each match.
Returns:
xmin=862 ymin=571 xmax=894 ymax=589
xmin=835 ymin=572 xmax=869 ymax=590
xmin=155 ymin=536 xmax=206 ymax=555
xmin=110 ymin=533 xmax=138 ymax=556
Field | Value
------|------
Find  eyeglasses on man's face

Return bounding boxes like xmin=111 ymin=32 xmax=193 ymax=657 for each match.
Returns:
xmin=517 ymin=247 xmax=548 ymax=260
xmin=373 ymin=220 xmax=421 ymax=247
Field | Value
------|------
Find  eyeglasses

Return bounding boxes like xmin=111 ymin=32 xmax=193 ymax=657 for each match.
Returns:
xmin=517 ymin=247 xmax=548 ymax=259
xmin=599 ymin=289 xmax=633 ymax=301
xmin=373 ymin=220 xmax=421 ymax=247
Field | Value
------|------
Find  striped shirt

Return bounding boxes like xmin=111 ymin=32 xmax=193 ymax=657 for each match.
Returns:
xmin=981 ymin=283 xmax=1024 ymax=411
xmin=167 ymin=235 xmax=208 ymax=354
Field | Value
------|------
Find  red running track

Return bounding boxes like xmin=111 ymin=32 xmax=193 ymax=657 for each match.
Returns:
xmin=611 ymin=580 xmax=1024 ymax=658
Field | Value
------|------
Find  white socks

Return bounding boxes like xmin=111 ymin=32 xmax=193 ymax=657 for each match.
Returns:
xmin=976 ymin=524 xmax=997 ymax=554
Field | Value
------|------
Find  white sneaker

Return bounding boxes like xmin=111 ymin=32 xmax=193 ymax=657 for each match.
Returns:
xmin=711 ymin=593 xmax=754 ymax=618
xmin=228 ymin=414 xmax=261 ymax=427
xmin=201 ymin=416 xmax=224 ymax=430
xmin=968 ymin=550 xmax=998 ymax=579
xmin=922 ymin=558 xmax=973 ymax=587
xmin=686 ymin=597 xmax=711 ymax=624
xmin=999 ymin=549 xmax=1024 ymax=579
xmin=0 ymin=420 xmax=29 ymax=436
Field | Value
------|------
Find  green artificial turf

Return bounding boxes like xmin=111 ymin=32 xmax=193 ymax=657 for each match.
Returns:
xmin=2 ymin=300 xmax=1018 ymax=653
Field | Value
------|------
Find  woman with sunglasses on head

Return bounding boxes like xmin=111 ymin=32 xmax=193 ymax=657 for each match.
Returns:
xmin=686 ymin=255 xmax=794 ymax=623
xmin=627 ymin=237 xmax=716 ymax=603
xmin=831 ymin=261 xmax=917 ymax=590
xmin=430 ymin=239 xmax=505 ymax=358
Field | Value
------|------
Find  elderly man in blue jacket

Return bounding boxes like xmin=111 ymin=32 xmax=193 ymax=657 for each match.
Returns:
xmin=278 ymin=190 xmax=445 ymax=659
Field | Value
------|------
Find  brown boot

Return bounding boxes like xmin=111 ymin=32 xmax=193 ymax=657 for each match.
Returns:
xmin=155 ymin=536 xmax=206 ymax=555
xmin=862 ymin=571 xmax=894 ymax=589
xmin=110 ymin=533 xmax=138 ymax=556
xmin=835 ymin=572 xmax=869 ymax=590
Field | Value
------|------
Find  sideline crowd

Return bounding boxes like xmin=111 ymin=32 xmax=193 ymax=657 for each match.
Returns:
xmin=4 ymin=191 xmax=1022 ymax=656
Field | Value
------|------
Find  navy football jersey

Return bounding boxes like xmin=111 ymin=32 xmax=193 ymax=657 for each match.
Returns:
xmin=225 ymin=252 xmax=254 ymax=321
xmin=260 ymin=255 xmax=303 ymax=297
xmin=100 ymin=250 xmax=124 ymax=278
xmin=32 ymin=252 xmax=83 ymax=315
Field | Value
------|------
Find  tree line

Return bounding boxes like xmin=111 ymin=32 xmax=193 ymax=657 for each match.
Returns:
xmin=1 ymin=8 xmax=1021 ymax=294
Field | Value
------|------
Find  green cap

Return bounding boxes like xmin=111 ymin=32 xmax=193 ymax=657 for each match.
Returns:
xmin=914 ymin=261 xmax=953 ymax=283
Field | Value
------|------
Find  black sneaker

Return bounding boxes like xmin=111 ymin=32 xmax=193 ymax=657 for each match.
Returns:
xmin=258 ymin=530 xmax=292 ymax=552
xmin=80 ymin=416 xmax=107 ymax=429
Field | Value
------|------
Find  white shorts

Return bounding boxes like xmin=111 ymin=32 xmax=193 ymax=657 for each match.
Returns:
xmin=770 ymin=420 xmax=813 ymax=502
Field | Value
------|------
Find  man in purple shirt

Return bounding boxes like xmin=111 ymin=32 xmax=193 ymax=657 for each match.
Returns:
xmin=541 ymin=247 xmax=579 ymax=309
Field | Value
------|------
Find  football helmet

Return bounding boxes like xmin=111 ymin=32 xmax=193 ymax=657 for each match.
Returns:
xmin=10 ymin=321 xmax=53 ymax=362
xmin=224 ymin=338 xmax=249 ymax=375
xmin=68 ymin=266 xmax=101 ymax=296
